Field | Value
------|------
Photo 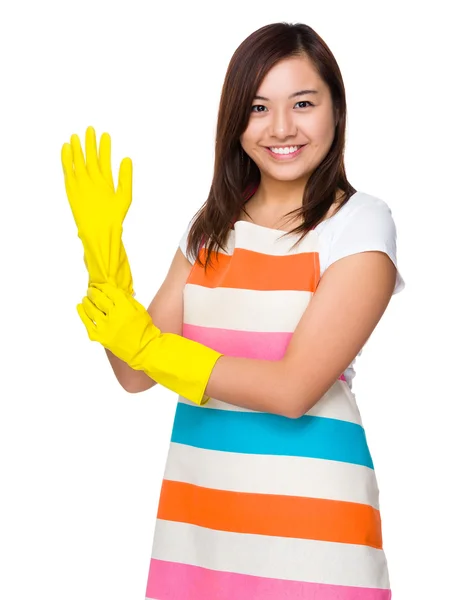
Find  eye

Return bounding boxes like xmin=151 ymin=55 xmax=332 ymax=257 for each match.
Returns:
xmin=295 ymin=100 xmax=314 ymax=109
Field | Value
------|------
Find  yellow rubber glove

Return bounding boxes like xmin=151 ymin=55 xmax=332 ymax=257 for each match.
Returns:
xmin=61 ymin=126 xmax=135 ymax=296
xmin=76 ymin=282 xmax=222 ymax=405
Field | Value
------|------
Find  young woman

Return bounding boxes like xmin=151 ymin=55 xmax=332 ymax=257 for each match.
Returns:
xmin=63 ymin=21 xmax=404 ymax=600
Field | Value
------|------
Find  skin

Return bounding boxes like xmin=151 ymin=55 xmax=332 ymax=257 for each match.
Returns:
xmin=239 ymin=54 xmax=341 ymax=229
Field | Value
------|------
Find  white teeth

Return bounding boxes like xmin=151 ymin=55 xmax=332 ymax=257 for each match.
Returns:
xmin=270 ymin=145 xmax=301 ymax=154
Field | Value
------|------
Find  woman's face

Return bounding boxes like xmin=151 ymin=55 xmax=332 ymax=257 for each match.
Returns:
xmin=240 ymin=54 xmax=337 ymax=183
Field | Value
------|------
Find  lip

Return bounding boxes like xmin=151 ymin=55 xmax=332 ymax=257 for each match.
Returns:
xmin=264 ymin=144 xmax=307 ymax=160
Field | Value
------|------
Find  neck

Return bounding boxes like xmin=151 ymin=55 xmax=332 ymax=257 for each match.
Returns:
xmin=250 ymin=176 xmax=308 ymax=210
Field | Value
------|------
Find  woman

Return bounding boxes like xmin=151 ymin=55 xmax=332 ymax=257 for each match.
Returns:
xmin=63 ymin=21 xmax=404 ymax=600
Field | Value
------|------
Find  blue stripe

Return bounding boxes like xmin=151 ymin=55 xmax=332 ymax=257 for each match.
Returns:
xmin=171 ymin=402 xmax=374 ymax=469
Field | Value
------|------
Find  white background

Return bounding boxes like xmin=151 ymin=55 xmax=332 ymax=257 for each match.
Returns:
xmin=1 ymin=1 xmax=472 ymax=598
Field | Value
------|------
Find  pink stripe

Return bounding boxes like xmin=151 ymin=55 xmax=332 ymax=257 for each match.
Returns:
xmin=183 ymin=323 xmax=345 ymax=381
xmin=183 ymin=323 xmax=292 ymax=360
xmin=145 ymin=559 xmax=390 ymax=600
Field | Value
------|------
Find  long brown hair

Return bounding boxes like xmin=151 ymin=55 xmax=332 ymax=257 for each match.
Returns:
xmin=185 ymin=21 xmax=357 ymax=271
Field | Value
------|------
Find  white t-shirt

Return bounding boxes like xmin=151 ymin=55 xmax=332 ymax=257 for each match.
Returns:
xmin=179 ymin=190 xmax=405 ymax=387
xmin=311 ymin=190 xmax=405 ymax=294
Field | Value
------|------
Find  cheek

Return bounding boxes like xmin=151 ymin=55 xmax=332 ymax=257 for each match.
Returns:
xmin=241 ymin=122 xmax=260 ymax=146
xmin=306 ymin=118 xmax=334 ymax=142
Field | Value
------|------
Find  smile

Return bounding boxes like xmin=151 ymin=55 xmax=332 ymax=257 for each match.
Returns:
xmin=264 ymin=144 xmax=306 ymax=160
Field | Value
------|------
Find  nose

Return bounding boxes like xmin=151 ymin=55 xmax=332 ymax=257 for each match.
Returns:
xmin=269 ymin=107 xmax=297 ymax=139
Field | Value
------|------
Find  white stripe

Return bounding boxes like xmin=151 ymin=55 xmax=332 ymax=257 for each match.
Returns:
xmin=231 ymin=222 xmax=323 ymax=255
xmin=178 ymin=379 xmax=363 ymax=425
xmin=184 ymin=284 xmax=313 ymax=332
xmin=164 ymin=442 xmax=380 ymax=509
xmin=151 ymin=519 xmax=390 ymax=589
xmin=205 ymin=225 xmax=322 ymax=256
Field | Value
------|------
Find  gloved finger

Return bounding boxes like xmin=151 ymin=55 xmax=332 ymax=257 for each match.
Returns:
xmin=98 ymin=132 xmax=115 ymax=189
xmin=86 ymin=285 xmax=113 ymax=315
xmin=76 ymin=303 xmax=98 ymax=341
xmin=70 ymin=133 xmax=87 ymax=177
xmin=117 ymin=157 xmax=133 ymax=213
xmin=82 ymin=295 xmax=105 ymax=325
xmin=61 ymin=143 xmax=75 ymax=183
xmin=85 ymin=126 xmax=101 ymax=181
xmin=89 ymin=282 xmax=120 ymax=304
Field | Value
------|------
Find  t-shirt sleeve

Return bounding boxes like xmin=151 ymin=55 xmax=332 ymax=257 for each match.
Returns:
xmin=178 ymin=215 xmax=198 ymax=264
xmin=325 ymin=199 xmax=405 ymax=295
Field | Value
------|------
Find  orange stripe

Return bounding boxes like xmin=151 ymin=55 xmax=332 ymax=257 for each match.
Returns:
xmin=187 ymin=248 xmax=320 ymax=292
xmin=158 ymin=480 xmax=382 ymax=549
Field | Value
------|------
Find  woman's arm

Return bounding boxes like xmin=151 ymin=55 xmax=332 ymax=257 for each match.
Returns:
xmin=203 ymin=250 xmax=397 ymax=418
xmin=105 ymin=247 xmax=193 ymax=393
xmin=104 ymin=348 xmax=154 ymax=393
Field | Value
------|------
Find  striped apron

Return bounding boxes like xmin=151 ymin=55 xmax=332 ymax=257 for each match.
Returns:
xmin=144 ymin=216 xmax=391 ymax=599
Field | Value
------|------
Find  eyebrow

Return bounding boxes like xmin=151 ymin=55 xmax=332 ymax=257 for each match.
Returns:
xmin=253 ymin=89 xmax=319 ymax=101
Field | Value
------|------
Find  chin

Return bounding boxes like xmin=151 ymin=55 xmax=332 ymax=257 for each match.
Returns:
xmin=265 ymin=173 xmax=307 ymax=183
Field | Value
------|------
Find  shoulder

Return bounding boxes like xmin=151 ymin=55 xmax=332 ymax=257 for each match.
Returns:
xmin=323 ymin=190 xmax=400 ymax=243
xmin=332 ymin=190 xmax=396 ymax=223
xmin=179 ymin=213 xmax=200 ymax=264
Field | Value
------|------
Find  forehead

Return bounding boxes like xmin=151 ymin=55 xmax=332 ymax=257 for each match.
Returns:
xmin=256 ymin=56 xmax=324 ymax=96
